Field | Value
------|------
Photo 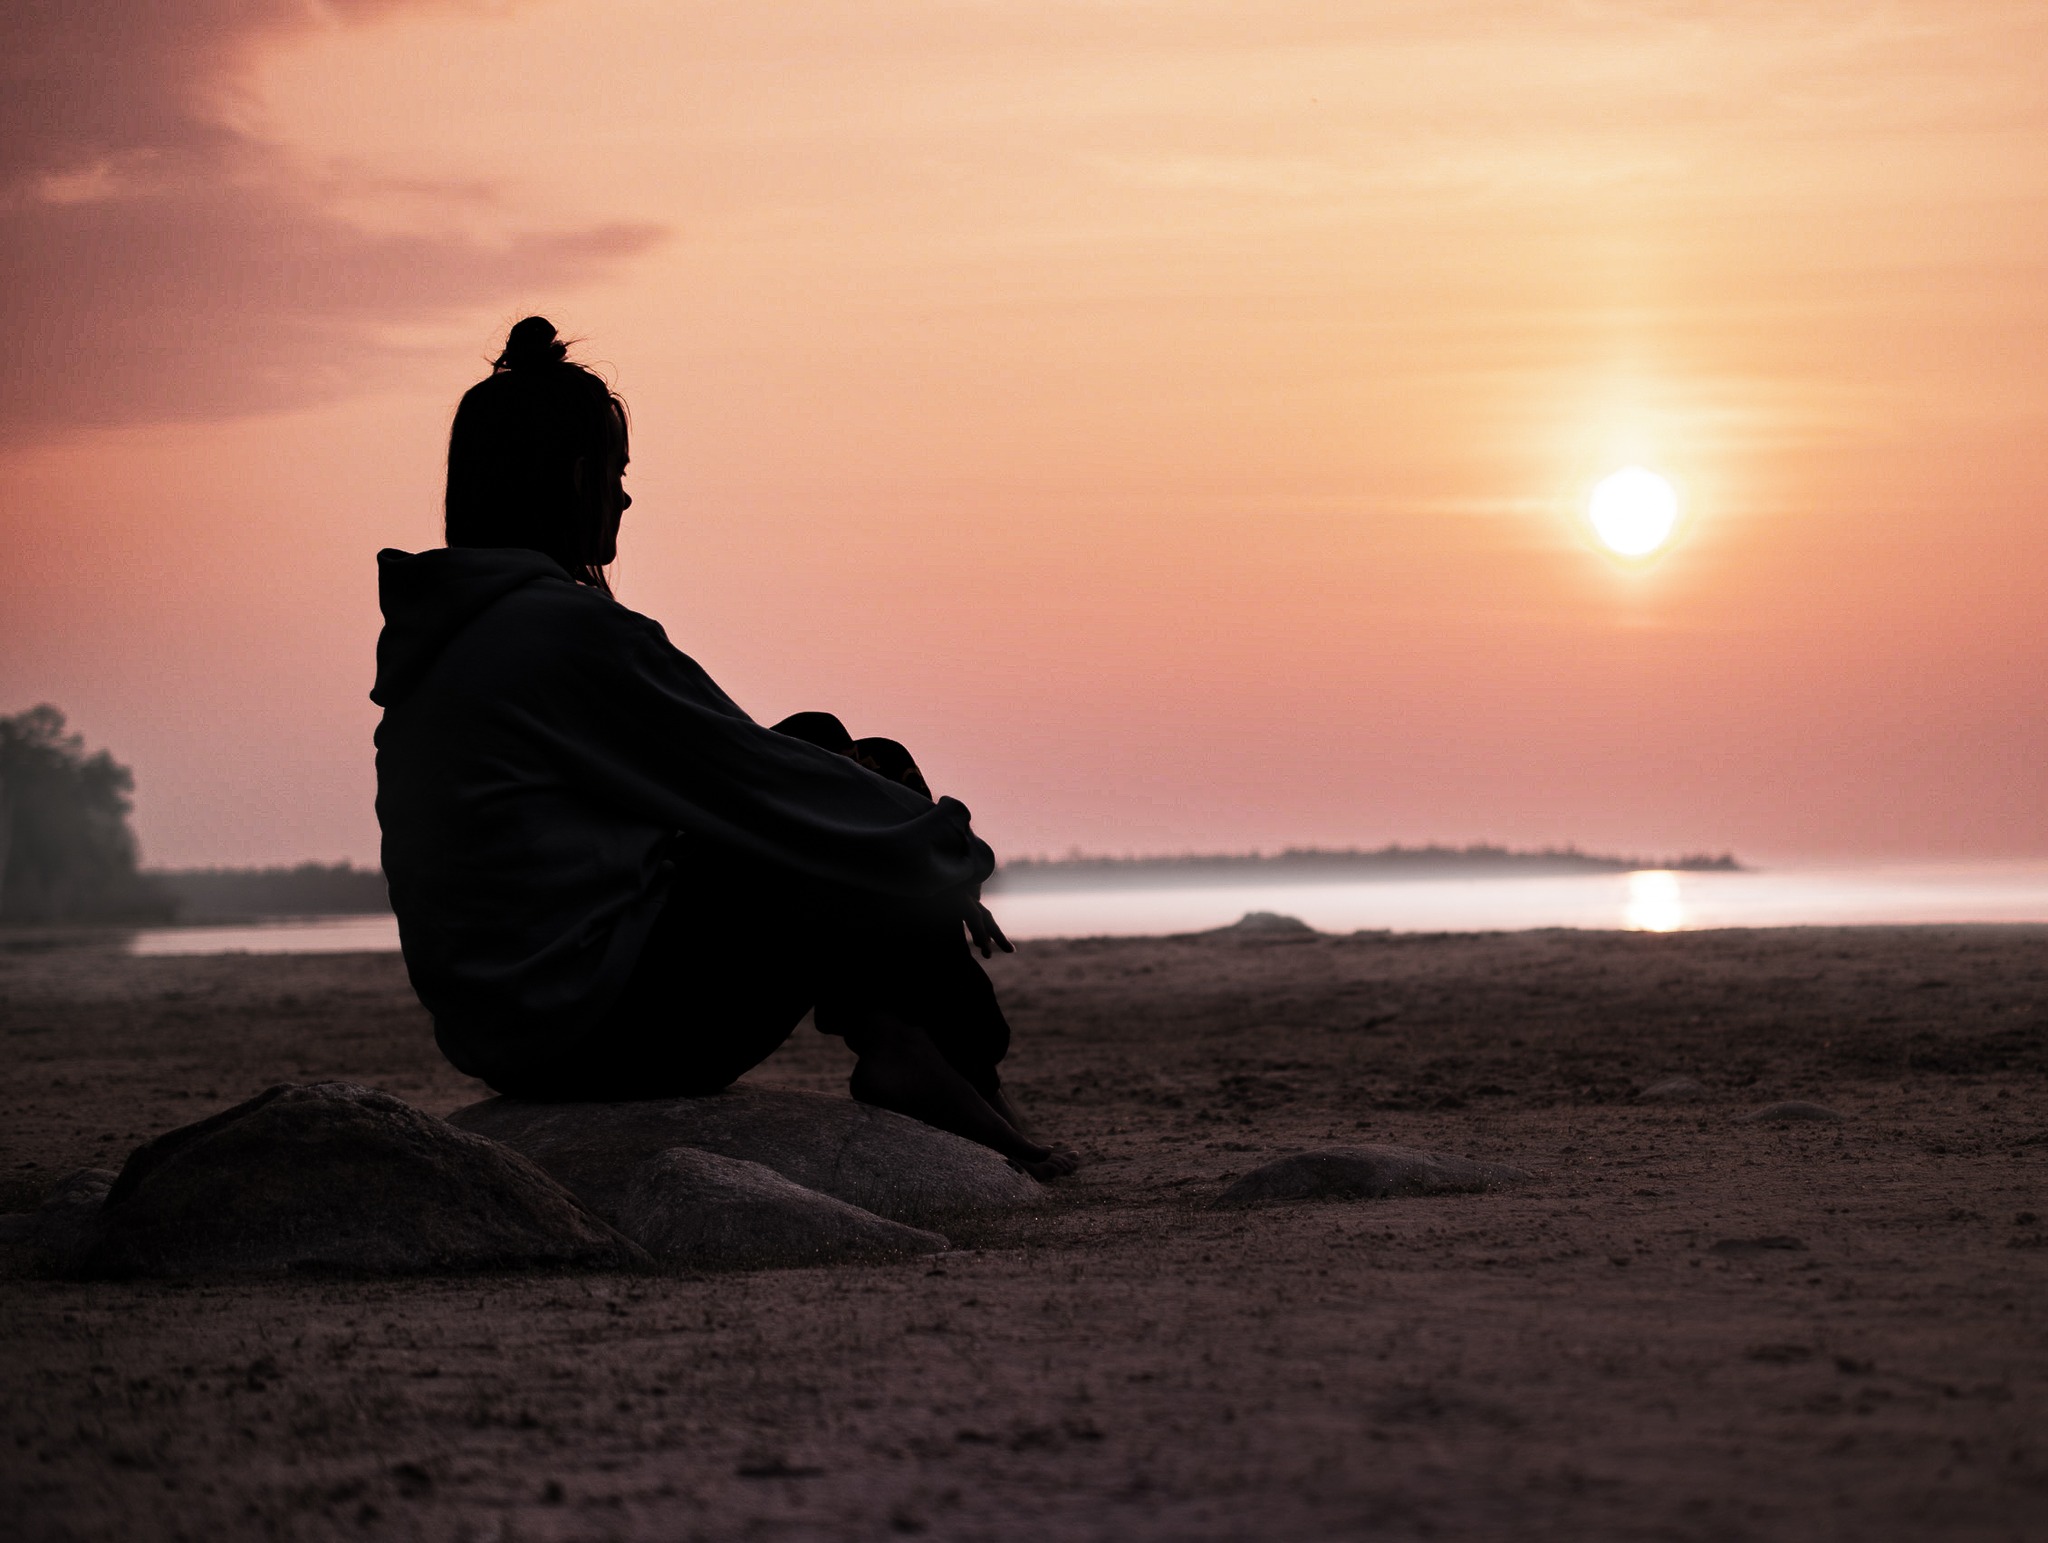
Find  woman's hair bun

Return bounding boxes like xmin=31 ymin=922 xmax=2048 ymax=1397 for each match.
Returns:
xmin=495 ymin=315 xmax=568 ymax=371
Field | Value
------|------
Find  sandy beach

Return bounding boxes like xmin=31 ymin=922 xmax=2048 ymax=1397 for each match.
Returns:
xmin=3 ymin=923 xmax=2044 ymax=1541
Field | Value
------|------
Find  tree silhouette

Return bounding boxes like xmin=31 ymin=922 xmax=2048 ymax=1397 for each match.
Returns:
xmin=0 ymin=706 xmax=171 ymax=924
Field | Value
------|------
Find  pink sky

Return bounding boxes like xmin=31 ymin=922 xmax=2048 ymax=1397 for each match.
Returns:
xmin=3 ymin=1 xmax=2044 ymax=867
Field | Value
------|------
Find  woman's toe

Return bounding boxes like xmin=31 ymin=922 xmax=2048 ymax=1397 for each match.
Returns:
xmin=1022 ymin=1148 xmax=1081 ymax=1180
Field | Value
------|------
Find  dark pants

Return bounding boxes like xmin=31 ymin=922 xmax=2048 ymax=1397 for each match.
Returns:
xmin=497 ymin=717 xmax=1007 ymax=1101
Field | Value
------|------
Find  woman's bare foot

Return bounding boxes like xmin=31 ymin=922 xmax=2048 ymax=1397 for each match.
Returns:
xmin=845 ymin=1015 xmax=1077 ymax=1180
xmin=989 ymin=1088 xmax=1081 ymax=1177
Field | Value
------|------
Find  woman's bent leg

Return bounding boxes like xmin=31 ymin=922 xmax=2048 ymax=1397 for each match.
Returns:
xmin=534 ymin=854 xmax=819 ymax=1099
xmin=805 ymin=895 xmax=1081 ymax=1174
xmin=523 ymin=845 xmax=1003 ymax=1103
xmin=808 ymin=894 xmax=1010 ymax=1093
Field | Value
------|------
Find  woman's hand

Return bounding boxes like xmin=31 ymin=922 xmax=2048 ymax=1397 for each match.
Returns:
xmin=958 ymin=890 xmax=1013 ymax=958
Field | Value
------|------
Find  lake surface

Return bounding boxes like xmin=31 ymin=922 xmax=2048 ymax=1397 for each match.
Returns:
xmin=127 ymin=862 xmax=2048 ymax=955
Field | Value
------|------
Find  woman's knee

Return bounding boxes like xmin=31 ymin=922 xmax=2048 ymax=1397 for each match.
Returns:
xmin=769 ymin=710 xmax=930 ymax=799
xmin=852 ymin=736 xmax=929 ymax=798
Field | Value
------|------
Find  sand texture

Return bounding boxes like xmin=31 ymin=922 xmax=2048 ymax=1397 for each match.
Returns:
xmin=2 ymin=923 xmax=2045 ymax=1540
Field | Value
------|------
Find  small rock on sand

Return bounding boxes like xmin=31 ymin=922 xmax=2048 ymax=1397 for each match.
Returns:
xmin=1211 ymin=911 xmax=1317 ymax=936
xmin=617 ymin=1147 xmax=947 ymax=1268
xmin=31 ymin=1167 xmax=116 ymax=1269
xmin=449 ymin=1086 xmax=1044 ymax=1227
xmin=1216 ymin=1144 xmax=1533 ymax=1207
xmin=1710 ymin=1235 xmax=1806 ymax=1256
xmin=1637 ymin=1076 xmax=1708 ymax=1103
xmin=71 ymin=1082 xmax=644 ymax=1279
xmin=1735 ymin=1100 xmax=1845 ymax=1124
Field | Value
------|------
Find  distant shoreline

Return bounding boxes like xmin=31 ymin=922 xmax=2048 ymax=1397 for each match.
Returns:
xmin=86 ymin=846 xmax=1746 ymax=926
xmin=987 ymin=844 xmax=1742 ymax=893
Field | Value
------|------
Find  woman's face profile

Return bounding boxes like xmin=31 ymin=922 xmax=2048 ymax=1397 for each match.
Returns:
xmin=601 ymin=448 xmax=630 ymax=563
xmin=583 ymin=415 xmax=631 ymax=566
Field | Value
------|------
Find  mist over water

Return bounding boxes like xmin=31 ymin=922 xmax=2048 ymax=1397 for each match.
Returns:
xmin=128 ymin=862 xmax=2048 ymax=955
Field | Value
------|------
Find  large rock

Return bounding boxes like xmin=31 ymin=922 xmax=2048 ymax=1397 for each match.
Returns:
xmin=448 ymin=1085 xmax=1044 ymax=1226
xmin=71 ymin=1083 xmax=645 ymax=1279
xmin=1216 ymin=1144 xmax=1534 ymax=1207
xmin=618 ymin=1147 xmax=948 ymax=1268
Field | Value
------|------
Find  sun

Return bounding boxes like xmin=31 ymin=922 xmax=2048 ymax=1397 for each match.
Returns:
xmin=1587 ymin=466 xmax=1679 ymax=557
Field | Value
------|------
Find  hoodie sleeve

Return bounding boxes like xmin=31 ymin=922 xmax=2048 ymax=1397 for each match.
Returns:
xmin=509 ymin=588 xmax=995 ymax=899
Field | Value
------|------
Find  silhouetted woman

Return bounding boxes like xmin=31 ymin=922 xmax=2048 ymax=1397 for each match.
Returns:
xmin=373 ymin=318 xmax=1073 ymax=1178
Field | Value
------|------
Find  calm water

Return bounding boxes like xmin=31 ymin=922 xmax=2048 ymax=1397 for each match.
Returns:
xmin=127 ymin=863 xmax=2048 ymax=955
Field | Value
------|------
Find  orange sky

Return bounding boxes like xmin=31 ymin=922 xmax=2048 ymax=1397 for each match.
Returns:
xmin=3 ymin=1 xmax=2044 ymax=867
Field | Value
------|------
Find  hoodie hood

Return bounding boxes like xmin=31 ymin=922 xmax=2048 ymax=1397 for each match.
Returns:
xmin=372 ymin=547 xmax=567 ymax=707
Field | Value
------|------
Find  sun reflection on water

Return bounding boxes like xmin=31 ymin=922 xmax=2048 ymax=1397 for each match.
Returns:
xmin=1624 ymin=870 xmax=1685 ymax=932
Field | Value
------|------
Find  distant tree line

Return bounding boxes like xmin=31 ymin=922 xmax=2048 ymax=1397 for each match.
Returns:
xmin=148 ymin=863 xmax=390 ymax=923
xmin=988 ymin=843 xmax=1743 ymax=893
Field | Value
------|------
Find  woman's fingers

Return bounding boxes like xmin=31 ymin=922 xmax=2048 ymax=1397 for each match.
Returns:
xmin=965 ymin=901 xmax=1013 ymax=957
xmin=949 ymin=886 xmax=1013 ymax=958
xmin=981 ymin=905 xmax=1014 ymax=954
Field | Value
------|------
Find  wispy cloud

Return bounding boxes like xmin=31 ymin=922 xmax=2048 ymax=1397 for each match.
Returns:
xmin=0 ymin=1 xmax=662 ymax=439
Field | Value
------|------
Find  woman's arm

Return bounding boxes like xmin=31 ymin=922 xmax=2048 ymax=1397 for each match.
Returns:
xmin=515 ymin=591 xmax=997 ymax=900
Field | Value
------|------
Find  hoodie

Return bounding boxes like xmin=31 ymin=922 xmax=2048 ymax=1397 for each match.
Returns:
xmin=372 ymin=547 xmax=994 ymax=1086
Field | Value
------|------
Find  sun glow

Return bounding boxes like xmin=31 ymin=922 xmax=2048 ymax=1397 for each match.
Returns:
xmin=1624 ymin=870 xmax=1686 ymax=933
xmin=1587 ymin=467 xmax=1680 ymax=557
